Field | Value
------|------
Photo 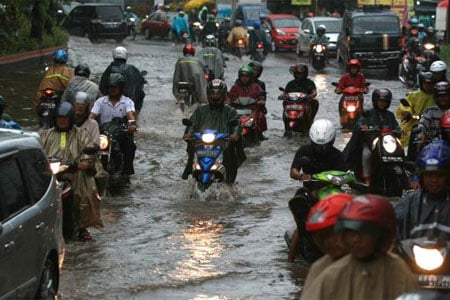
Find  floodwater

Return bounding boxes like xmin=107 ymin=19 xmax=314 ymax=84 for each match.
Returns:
xmin=0 ymin=36 xmax=410 ymax=299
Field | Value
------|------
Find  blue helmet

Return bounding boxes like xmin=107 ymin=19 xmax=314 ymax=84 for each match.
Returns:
xmin=53 ymin=49 xmax=68 ymax=64
xmin=259 ymin=13 xmax=266 ymax=19
xmin=416 ymin=140 xmax=450 ymax=173
xmin=253 ymin=20 xmax=261 ymax=29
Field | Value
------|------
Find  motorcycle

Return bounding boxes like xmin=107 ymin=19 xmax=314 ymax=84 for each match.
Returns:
xmin=191 ymin=21 xmax=203 ymax=44
xmin=176 ymin=81 xmax=195 ymax=112
xmin=332 ymin=82 xmax=370 ymax=130
xmin=182 ymin=118 xmax=235 ymax=192
xmin=234 ymin=38 xmax=246 ymax=59
xmin=310 ymin=43 xmax=327 ymax=71
xmin=38 ymin=87 xmax=61 ymax=129
xmin=230 ymin=97 xmax=260 ymax=147
xmin=278 ymin=87 xmax=311 ymax=137
xmin=398 ymin=222 xmax=450 ymax=291
xmin=98 ymin=118 xmax=130 ymax=193
xmin=251 ymin=42 xmax=265 ymax=62
xmin=398 ymin=98 xmax=425 ymax=162
xmin=126 ymin=16 xmax=137 ymax=40
xmin=400 ymin=53 xmax=426 ymax=88
xmin=418 ymin=42 xmax=440 ymax=73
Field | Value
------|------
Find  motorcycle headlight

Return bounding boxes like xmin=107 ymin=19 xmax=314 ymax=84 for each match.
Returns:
xmin=201 ymin=133 xmax=216 ymax=143
xmin=49 ymin=161 xmax=61 ymax=175
xmin=424 ymin=43 xmax=435 ymax=50
xmin=326 ymin=174 xmax=344 ymax=186
xmin=346 ymin=105 xmax=356 ymax=112
xmin=382 ymin=135 xmax=397 ymax=154
xmin=315 ymin=45 xmax=324 ymax=52
xmin=99 ymin=134 xmax=109 ymax=150
xmin=129 ymin=17 xmax=136 ymax=22
xmin=413 ymin=245 xmax=445 ymax=271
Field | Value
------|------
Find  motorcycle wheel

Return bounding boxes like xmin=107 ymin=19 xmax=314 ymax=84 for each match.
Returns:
xmin=131 ymin=28 xmax=137 ymax=40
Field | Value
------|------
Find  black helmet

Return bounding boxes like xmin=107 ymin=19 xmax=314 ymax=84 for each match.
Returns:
xmin=108 ymin=73 xmax=126 ymax=91
xmin=248 ymin=61 xmax=263 ymax=74
xmin=371 ymin=88 xmax=392 ymax=109
xmin=433 ymin=81 xmax=450 ymax=109
xmin=75 ymin=63 xmax=91 ymax=78
xmin=55 ymin=102 xmax=75 ymax=131
xmin=418 ymin=71 xmax=434 ymax=91
xmin=316 ymin=25 xmax=326 ymax=35
xmin=289 ymin=63 xmax=308 ymax=78
xmin=234 ymin=19 xmax=242 ymax=26
xmin=207 ymin=79 xmax=227 ymax=108
xmin=204 ymin=34 xmax=217 ymax=47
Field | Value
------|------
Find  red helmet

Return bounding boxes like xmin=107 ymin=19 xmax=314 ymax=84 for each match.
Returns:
xmin=348 ymin=59 xmax=361 ymax=69
xmin=305 ymin=193 xmax=354 ymax=232
xmin=336 ymin=194 xmax=396 ymax=254
xmin=183 ymin=44 xmax=196 ymax=56
xmin=440 ymin=109 xmax=450 ymax=134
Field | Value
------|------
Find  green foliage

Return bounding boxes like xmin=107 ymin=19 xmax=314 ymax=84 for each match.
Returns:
xmin=440 ymin=44 xmax=450 ymax=64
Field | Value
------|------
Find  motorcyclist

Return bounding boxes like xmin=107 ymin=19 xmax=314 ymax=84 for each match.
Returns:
xmin=421 ymin=26 xmax=439 ymax=53
xmin=259 ymin=13 xmax=273 ymax=47
xmin=309 ymin=25 xmax=329 ymax=62
xmin=197 ymin=34 xmax=226 ymax=80
xmin=182 ymin=79 xmax=245 ymax=183
xmin=283 ymin=64 xmax=318 ymax=134
xmin=417 ymin=22 xmax=426 ymax=41
xmin=0 ymin=96 xmax=21 ymax=129
xmin=248 ymin=61 xmax=266 ymax=93
xmin=227 ymin=19 xmax=248 ymax=49
xmin=123 ymin=6 xmax=138 ymax=38
xmin=288 ymin=119 xmax=347 ymax=263
xmin=41 ymin=102 xmax=103 ymax=240
xmin=395 ymin=139 xmax=450 ymax=240
xmin=417 ymin=81 xmax=450 ymax=143
xmin=90 ymin=73 xmax=137 ymax=186
xmin=396 ymin=72 xmax=435 ymax=148
xmin=218 ymin=17 xmax=232 ymax=51
xmin=302 ymin=193 xmax=354 ymax=293
xmin=62 ymin=63 xmax=102 ymax=106
xmin=33 ymin=49 xmax=74 ymax=111
xmin=201 ymin=14 xmax=218 ymax=43
xmin=227 ymin=66 xmax=267 ymax=141
xmin=301 ymin=194 xmax=418 ymax=300
xmin=173 ymin=44 xmax=208 ymax=105
xmin=198 ymin=6 xmax=208 ymax=24
xmin=99 ymin=46 xmax=146 ymax=116
xmin=400 ymin=37 xmax=424 ymax=84
xmin=171 ymin=11 xmax=190 ymax=42
xmin=343 ymin=88 xmax=400 ymax=184
xmin=248 ymin=20 xmax=270 ymax=59
xmin=430 ymin=60 xmax=448 ymax=82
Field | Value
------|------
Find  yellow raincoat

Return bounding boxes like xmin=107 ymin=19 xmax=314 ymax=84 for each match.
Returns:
xmin=227 ymin=26 xmax=248 ymax=47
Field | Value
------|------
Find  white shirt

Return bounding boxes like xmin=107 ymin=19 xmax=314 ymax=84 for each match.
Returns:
xmin=91 ymin=95 xmax=135 ymax=124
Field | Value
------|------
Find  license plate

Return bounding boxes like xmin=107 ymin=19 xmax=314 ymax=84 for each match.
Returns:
xmin=286 ymin=105 xmax=303 ymax=111
xmin=236 ymin=109 xmax=252 ymax=115
xmin=418 ymin=274 xmax=450 ymax=288
xmin=40 ymin=102 xmax=56 ymax=109
xmin=103 ymin=23 xmax=120 ymax=29
xmin=257 ymin=48 xmax=264 ymax=52
xmin=197 ymin=149 xmax=218 ymax=158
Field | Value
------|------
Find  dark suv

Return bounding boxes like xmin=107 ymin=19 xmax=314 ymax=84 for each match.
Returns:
xmin=337 ymin=6 xmax=402 ymax=77
xmin=61 ymin=3 xmax=127 ymax=43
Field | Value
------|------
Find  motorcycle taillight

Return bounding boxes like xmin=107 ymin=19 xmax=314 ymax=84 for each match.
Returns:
xmin=257 ymin=43 xmax=263 ymax=49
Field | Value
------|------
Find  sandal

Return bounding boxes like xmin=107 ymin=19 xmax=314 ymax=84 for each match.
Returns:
xmin=78 ymin=228 xmax=92 ymax=241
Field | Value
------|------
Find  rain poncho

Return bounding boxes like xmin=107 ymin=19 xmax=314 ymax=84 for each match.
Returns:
xmin=41 ymin=127 xmax=103 ymax=230
xmin=197 ymin=47 xmax=226 ymax=79
xmin=171 ymin=16 xmax=190 ymax=36
xmin=172 ymin=56 xmax=208 ymax=103
xmin=300 ymin=253 xmax=418 ymax=300
xmin=33 ymin=63 xmax=75 ymax=110
xmin=62 ymin=76 xmax=102 ymax=106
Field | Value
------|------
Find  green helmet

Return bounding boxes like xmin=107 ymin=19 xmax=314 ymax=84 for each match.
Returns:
xmin=238 ymin=66 xmax=253 ymax=77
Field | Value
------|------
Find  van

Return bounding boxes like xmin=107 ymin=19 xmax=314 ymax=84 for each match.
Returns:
xmin=0 ymin=129 xmax=64 ymax=299
xmin=61 ymin=3 xmax=128 ymax=43
xmin=231 ymin=4 xmax=271 ymax=28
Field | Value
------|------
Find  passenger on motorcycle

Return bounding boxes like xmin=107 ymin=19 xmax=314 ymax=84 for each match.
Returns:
xmin=430 ymin=60 xmax=448 ymax=82
xmin=99 ymin=47 xmax=146 ymax=116
xmin=226 ymin=19 xmax=248 ymax=48
xmin=301 ymin=194 xmax=418 ymax=300
xmin=62 ymin=63 xmax=102 ymax=106
xmin=343 ymin=88 xmax=400 ymax=184
xmin=90 ymin=73 xmax=137 ymax=185
xmin=173 ymin=44 xmax=208 ymax=104
xmin=309 ymin=25 xmax=329 ymax=62
xmin=33 ymin=49 xmax=74 ymax=111
xmin=171 ymin=11 xmax=191 ymax=42
xmin=227 ymin=66 xmax=267 ymax=141
xmin=283 ymin=64 xmax=318 ymax=133
xmin=288 ymin=119 xmax=347 ymax=262
xmin=302 ymin=193 xmax=354 ymax=293
xmin=248 ymin=61 xmax=266 ymax=93
xmin=182 ymin=79 xmax=245 ymax=183
xmin=41 ymin=102 xmax=103 ymax=241
xmin=395 ymin=140 xmax=450 ymax=240
xmin=197 ymin=34 xmax=226 ymax=80
xmin=396 ymin=71 xmax=435 ymax=147
xmin=248 ymin=20 xmax=270 ymax=59
xmin=417 ymin=81 xmax=450 ymax=142
xmin=0 ymin=96 xmax=21 ymax=129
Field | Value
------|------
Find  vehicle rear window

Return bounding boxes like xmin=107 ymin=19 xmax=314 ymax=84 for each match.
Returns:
xmin=244 ymin=8 xmax=270 ymax=21
xmin=273 ymin=18 xmax=300 ymax=28
xmin=315 ymin=20 xmax=342 ymax=33
xmin=97 ymin=6 xmax=123 ymax=19
xmin=353 ymin=16 xmax=399 ymax=34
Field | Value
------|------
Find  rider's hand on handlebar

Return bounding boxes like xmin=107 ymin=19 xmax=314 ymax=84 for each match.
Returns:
xmin=360 ymin=124 xmax=369 ymax=131
xmin=229 ymin=133 xmax=239 ymax=141
xmin=300 ymin=174 xmax=311 ymax=181
xmin=183 ymin=133 xmax=192 ymax=140
xmin=127 ymin=124 xmax=137 ymax=134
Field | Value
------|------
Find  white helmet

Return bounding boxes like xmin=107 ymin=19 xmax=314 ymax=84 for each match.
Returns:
xmin=309 ymin=119 xmax=336 ymax=145
xmin=430 ymin=60 xmax=447 ymax=73
xmin=113 ymin=46 xmax=128 ymax=60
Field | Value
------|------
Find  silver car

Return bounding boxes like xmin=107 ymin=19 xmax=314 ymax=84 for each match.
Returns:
xmin=296 ymin=17 xmax=342 ymax=57
xmin=0 ymin=129 xmax=64 ymax=299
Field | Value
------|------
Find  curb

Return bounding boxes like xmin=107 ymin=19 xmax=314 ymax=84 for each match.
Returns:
xmin=0 ymin=45 xmax=68 ymax=69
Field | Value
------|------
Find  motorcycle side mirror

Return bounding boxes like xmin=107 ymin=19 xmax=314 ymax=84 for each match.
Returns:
xmin=400 ymin=98 xmax=410 ymax=107
xmin=182 ymin=118 xmax=192 ymax=126
xmin=331 ymin=82 xmax=338 ymax=87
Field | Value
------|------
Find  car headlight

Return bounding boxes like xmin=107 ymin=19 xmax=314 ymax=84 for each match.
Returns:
xmin=276 ymin=29 xmax=286 ymax=35
xmin=201 ymin=133 xmax=216 ymax=143
xmin=99 ymin=134 xmax=109 ymax=150
xmin=413 ymin=245 xmax=445 ymax=271
xmin=382 ymin=135 xmax=397 ymax=153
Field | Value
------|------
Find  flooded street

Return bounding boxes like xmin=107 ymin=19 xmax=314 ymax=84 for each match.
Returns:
xmin=0 ymin=36 xmax=410 ymax=299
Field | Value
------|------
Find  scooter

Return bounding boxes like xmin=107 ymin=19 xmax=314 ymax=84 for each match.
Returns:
xmin=251 ymin=42 xmax=265 ymax=62
xmin=234 ymin=38 xmax=246 ymax=59
xmin=38 ymin=87 xmax=61 ymax=129
xmin=310 ymin=43 xmax=327 ymax=71
xmin=332 ymin=82 xmax=370 ymax=130
xmin=229 ymin=97 xmax=260 ymax=147
xmin=126 ymin=16 xmax=137 ymax=40
xmin=419 ymin=42 xmax=440 ymax=72
xmin=398 ymin=98 xmax=425 ymax=162
xmin=182 ymin=118 xmax=234 ymax=192
xmin=400 ymin=53 xmax=426 ymax=88
xmin=398 ymin=222 xmax=450 ymax=291
xmin=278 ymin=87 xmax=311 ymax=137
xmin=176 ymin=82 xmax=194 ymax=112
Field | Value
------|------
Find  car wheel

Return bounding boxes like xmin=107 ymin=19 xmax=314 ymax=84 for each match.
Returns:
xmin=35 ymin=258 xmax=58 ymax=300
xmin=144 ymin=28 xmax=151 ymax=39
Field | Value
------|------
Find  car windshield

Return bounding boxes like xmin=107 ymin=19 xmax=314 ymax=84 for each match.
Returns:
xmin=97 ymin=6 xmax=123 ymax=19
xmin=314 ymin=20 xmax=342 ymax=33
xmin=273 ymin=18 xmax=300 ymax=28
xmin=244 ymin=8 xmax=269 ymax=21
xmin=353 ymin=16 xmax=399 ymax=34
